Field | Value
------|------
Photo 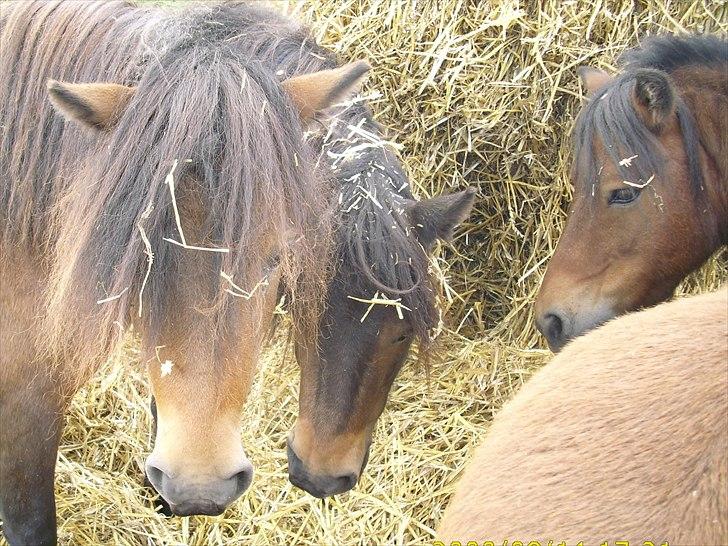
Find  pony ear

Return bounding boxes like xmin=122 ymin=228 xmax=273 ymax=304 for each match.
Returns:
xmin=408 ymin=187 xmax=476 ymax=250
xmin=282 ymin=60 xmax=371 ymax=119
xmin=577 ymin=66 xmax=612 ymax=96
xmin=632 ymin=68 xmax=675 ymax=131
xmin=47 ymin=80 xmax=135 ymax=130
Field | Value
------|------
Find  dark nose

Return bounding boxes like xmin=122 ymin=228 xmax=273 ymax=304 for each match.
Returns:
xmin=170 ymin=499 xmax=225 ymax=517
xmin=287 ymin=443 xmax=358 ymax=498
xmin=145 ymin=462 xmax=253 ymax=516
xmin=536 ymin=310 xmax=570 ymax=352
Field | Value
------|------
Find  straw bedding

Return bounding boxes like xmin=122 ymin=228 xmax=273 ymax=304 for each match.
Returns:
xmin=3 ymin=1 xmax=726 ymax=545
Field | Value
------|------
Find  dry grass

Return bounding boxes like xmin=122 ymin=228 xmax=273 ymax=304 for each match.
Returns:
xmin=45 ymin=334 xmax=543 ymax=546
xmin=3 ymin=1 xmax=726 ymax=545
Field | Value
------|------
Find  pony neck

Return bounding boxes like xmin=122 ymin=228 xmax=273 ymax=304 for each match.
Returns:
xmin=675 ymin=64 xmax=728 ymax=246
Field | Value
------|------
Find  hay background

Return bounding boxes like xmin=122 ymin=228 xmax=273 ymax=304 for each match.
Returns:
xmin=3 ymin=1 xmax=726 ymax=545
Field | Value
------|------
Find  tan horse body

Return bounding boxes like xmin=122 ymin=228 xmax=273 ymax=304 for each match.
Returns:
xmin=438 ymin=289 xmax=728 ymax=545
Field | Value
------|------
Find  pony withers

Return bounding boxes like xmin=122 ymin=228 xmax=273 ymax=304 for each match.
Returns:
xmin=438 ymin=288 xmax=728 ymax=544
xmin=536 ymin=34 xmax=727 ymax=351
xmin=0 ymin=1 xmax=370 ymax=544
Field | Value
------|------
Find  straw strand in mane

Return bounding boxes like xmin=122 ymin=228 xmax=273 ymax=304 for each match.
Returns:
xmin=315 ymin=107 xmax=438 ymax=347
xmin=0 ymin=1 xmax=333 ymax=373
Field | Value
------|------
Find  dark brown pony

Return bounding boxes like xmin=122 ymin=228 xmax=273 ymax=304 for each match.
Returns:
xmin=536 ymin=35 xmax=727 ymax=351
xmin=438 ymin=288 xmax=728 ymax=544
xmin=0 ymin=2 xmax=369 ymax=544
xmin=289 ymin=109 xmax=475 ymax=497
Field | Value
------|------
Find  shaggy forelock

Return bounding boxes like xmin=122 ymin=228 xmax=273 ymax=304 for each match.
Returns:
xmin=571 ymin=34 xmax=723 ymax=199
xmin=1 ymin=1 xmax=334 ymax=366
xmin=572 ymin=74 xmax=669 ymax=194
xmin=317 ymin=103 xmax=438 ymax=345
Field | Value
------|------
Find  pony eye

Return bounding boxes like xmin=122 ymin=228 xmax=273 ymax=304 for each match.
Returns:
xmin=394 ymin=334 xmax=410 ymax=344
xmin=608 ymin=186 xmax=641 ymax=205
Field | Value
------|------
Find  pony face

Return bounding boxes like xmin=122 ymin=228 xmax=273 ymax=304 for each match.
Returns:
xmin=46 ymin=58 xmax=369 ymax=514
xmin=138 ymin=197 xmax=284 ymax=515
xmin=288 ymin=188 xmax=475 ymax=498
xmin=536 ymin=64 xmax=722 ymax=352
xmin=289 ymin=278 xmax=414 ymax=498
xmin=143 ymin=244 xmax=283 ymax=516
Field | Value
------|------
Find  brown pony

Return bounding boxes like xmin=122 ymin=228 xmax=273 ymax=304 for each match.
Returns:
xmin=438 ymin=288 xmax=728 ymax=545
xmin=0 ymin=1 xmax=369 ymax=544
xmin=289 ymin=106 xmax=475 ymax=497
xmin=536 ymin=35 xmax=727 ymax=351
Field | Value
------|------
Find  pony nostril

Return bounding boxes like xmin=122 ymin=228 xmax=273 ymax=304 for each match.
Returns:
xmin=145 ymin=463 xmax=170 ymax=494
xmin=231 ymin=465 xmax=254 ymax=497
xmin=337 ymin=473 xmax=358 ymax=492
xmin=545 ymin=313 xmax=563 ymax=341
xmin=537 ymin=311 xmax=569 ymax=351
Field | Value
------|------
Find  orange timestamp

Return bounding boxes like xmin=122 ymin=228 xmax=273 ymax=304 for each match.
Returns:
xmin=433 ymin=542 xmax=669 ymax=546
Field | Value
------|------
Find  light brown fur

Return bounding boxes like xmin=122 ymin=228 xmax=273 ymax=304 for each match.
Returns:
xmin=438 ymin=288 xmax=728 ymax=545
xmin=47 ymin=81 xmax=135 ymax=129
xmin=282 ymin=60 xmax=370 ymax=119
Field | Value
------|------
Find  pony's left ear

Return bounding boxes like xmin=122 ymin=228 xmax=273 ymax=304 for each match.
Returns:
xmin=408 ymin=187 xmax=476 ymax=250
xmin=282 ymin=60 xmax=371 ymax=119
xmin=47 ymin=80 xmax=135 ymax=130
xmin=632 ymin=68 xmax=675 ymax=131
xmin=577 ymin=66 xmax=612 ymax=96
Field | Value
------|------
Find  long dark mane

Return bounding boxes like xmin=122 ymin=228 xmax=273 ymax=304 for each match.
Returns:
xmin=314 ymin=108 xmax=438 ymax=346
xmin=572 ymin=34 xmax=727 ymax=198
xmin=0 ymin=1 xmax=334 ymax=366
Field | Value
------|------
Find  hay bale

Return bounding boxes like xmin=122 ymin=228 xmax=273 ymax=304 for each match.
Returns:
xmin=9 ymin=1 xmax=725 ymax=545
xmin=296 ymin=0 xmax=727 ymax=348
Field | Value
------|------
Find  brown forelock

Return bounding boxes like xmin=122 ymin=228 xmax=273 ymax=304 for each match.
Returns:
xmin=572 ymin=35 xmax=726 ymax=229
xmin=317 ymin=104 xmax=439 ymax=352
xmin=0 ymin=1 xmax=335 ymax=373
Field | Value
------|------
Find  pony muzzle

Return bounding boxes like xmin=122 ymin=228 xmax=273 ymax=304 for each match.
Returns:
xmin=144 ymin=457 xmax=253 ymax=516
xmin=535 ymin=302 xmax=616 ymax=352
xmin=286 ymin=438 xmax=371 ymax=498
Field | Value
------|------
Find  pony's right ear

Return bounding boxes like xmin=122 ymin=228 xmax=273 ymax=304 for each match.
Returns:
xmin=577 ymin=66 xmax=612 ymax=97
xmin=632 ymin=68 xmax=675 ymax=131
xmin=407 ymin=187 xmax=476 ymax=250
xmin=47 ymin=80 xmax=135 ymax=130
xmin=282 ymin=60 xmax=371 ymax=119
